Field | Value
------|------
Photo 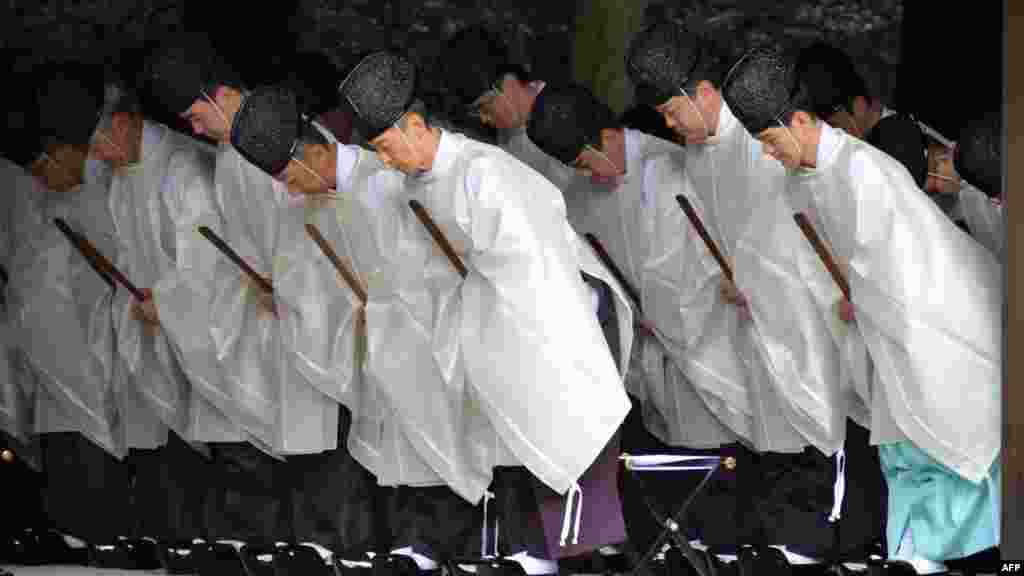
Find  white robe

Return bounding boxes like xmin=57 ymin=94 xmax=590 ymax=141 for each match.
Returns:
xmin=407 ymin=130 xmax=630 ymax=496
xmin=786 ymin=123 xmax=1000 ymax=483
xmin=268 ymin=123 xmax=340 ymax=456
xmin=208 ymin=141 xmax=336 ymax=455
xmin=0 ymin=159 xmax=38 ymax=446
xmin=623 ymin=129 xmax=753 ymax=447
xmin=358 ymin=146 xmax=487 ymax=500
xmin=549 ymin=129 xmax=750 ymax=448
xmin=686 ymin=102 xmax=846 ymax=455
xmin=330 ymin=145 xmax=476 ymax=493
xmin=501 ymin=128 xmax=635 ymax=382
xmin=108 ymin=121 xmax=244 ymax=447
xmin=14 ymin=160 xmax=126 ymax=458
xmin=957 ymin=184 xmax=1003 ymax=258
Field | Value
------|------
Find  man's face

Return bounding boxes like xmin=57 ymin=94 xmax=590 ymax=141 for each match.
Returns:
xmin=469 ymin=77 xmax=521 ymax=130
xmin=572 ymin=146 xmax=619 ymax=184
xmin=278 ymin=155 xmax=329 ymax=197
xmin=88 ymin=117 xmax=132 ymax=168
xmin=180 ymin=97 xmax=230 ymax=142
xmin=370 ymin=125 xmax=422 ymax=175
xmin=30 ymin=144 xmax=87 ymax=192
xmin=656 ymin=94 xmax=706 ymax=144
xmin=756 ymin=124 xmax=804 ymax=170
xmin=89 ymin=128 xmax=121 ymax=166
xmin=925 ymin=141 xmax=960 ymax=196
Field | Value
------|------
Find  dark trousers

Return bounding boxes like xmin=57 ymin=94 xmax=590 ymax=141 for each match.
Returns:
xmin=39 ymin=432 xmax=134 ymax=543
xmin=127 ymin=432 xmax=212 ymax=542
xmin=0 ymin=431 xmax=45 ymax=536
xmin=387 ymin=467 xmax=549 ymax=562
xmin=287 ymin=407 xmax=380 ymax=555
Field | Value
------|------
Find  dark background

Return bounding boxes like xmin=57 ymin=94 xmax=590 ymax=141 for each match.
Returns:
xmin=0 ymin=0 xmax=1002 ymax=143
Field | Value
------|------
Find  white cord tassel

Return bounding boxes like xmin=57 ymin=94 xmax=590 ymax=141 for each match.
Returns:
xmin=829 ymin=449 xmax=846 ymax=522
xmin=481 ymin=490 xmax=495 ymax=557
xmin=558 ymin=483 xmax=583 ymax=546
xmin=493 ymin=516 xmax=500 ymax=558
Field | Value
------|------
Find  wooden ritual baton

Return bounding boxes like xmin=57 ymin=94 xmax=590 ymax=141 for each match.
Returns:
xmin=54 ymin=218 xmax=145 ymax=299
xmin=583 ymin=233 xmax=642 ymax=313
xmin=408 ymin=199 xmax=468 ymax=279
xmin=197 ymin=226 xmax=274 ymax=295
xmin=792 ymin=213 xmax=850 ymax=300
xmin=305 ymin=223 xmax=367 ymax=306
xmin=675 ymin=195 xmax=733 ymax=282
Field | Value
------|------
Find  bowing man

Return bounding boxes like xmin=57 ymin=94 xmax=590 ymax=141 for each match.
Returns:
xmin=722 ymin=43 xmax=1001 ymax=570
xmin=339 ymin=51 xmax=631 ymax=573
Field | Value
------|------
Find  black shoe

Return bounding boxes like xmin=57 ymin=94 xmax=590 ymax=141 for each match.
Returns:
xmin=867 ymin=558 xmax=920 ymax=576
xmin=13 ymin=529 xmax=88 ymax=566
xmin=334 ymin=550 xmax=375 ymax=576
xmin=273 ymin=543 xmax=334 ymax=576
xmin=96 ymin=537 xmax=161 ymax=570
xmin=448 ymin=557 xmax=528 ymax=576
xmin=734 ymin=546 xmax=795 ymax=576
xmin=372 ymin=554 xmax=442 ymax=576
xmin=239 ymin=542 xmax=281 ymax=576
xmin=194 ymin=540 xmax=249 ymax=576
xmin=90 ymin=539 xmax=139 ymax=569
xmin=160 ymin=539 xmax=203 ymax=574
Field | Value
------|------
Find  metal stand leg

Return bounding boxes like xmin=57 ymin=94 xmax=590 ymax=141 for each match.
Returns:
xmin=623 ymin=455 xmax=725 ymax=576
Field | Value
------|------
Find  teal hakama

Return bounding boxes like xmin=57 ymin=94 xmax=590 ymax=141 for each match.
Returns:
xmin=880 ymin=442 xmax=999 ymax=562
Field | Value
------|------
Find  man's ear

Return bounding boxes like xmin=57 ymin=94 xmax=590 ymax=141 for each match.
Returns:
xmin=405 ymin=112 xmax=427 ymax=135
xmin=696 ymin=80 xmax=716 ymax=106
xmin=791 ymin=110 xmax=815 ymax=129
xmin=111 ymin=112 xmax=131 ymax=139
xmin=306 ymin=142 xmax=331 ymax=171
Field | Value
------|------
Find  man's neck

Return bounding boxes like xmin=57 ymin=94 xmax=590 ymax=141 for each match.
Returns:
xmin=325 ymin=142 xmax=340 ymax=189
xmin=706 ymin=89 xmax=724 ymax=137
xmin=420 ymin=127 xmax=443 ymax=172
xmin=862 ymin=102 xmax=882 ymax=137
xmin=214 ymin=86 xmax=244 ymax=144
xmin=802 ymin=123 xmax=823 ymax=169
xmin=125 ymin=116 xmax=144 ymax=166
xmin=518 ymin=80 xmax=543 ymax=130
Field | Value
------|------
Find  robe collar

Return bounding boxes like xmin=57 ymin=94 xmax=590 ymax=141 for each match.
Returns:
xmin=816 ymin=121 xmax=843 ymax=170
xmin=419 ymin=129 xmax=458 ymax=181
xmin=335 ymin=143 xmax=360 ymax=191
xmin=714 ymin=99 xmax=740 ymax=145
xmin=139 ymin=121 xmax=165 ymax=167
xmin=794 ymin=121 xmax=843 ymax=179
xmin=623 ymin=127 xmax=640 ymax=181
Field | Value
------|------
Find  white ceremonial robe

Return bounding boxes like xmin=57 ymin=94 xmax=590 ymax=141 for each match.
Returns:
xmin=267 ymin=122 xmax=341 ymax=456
xmin=407 ymin=130 xmax=630 ymax=497
xmin=359 ymin=147 xmax=486 ymax=501
xmin=623 ymin=129 xmax=753 ymax=446
xmin=15 ymin=161 xmax=126 ymax=458
xmin=327 ymin=144 xmax=453 ymax=490
xmin=786 ymin=123 xmax=1000 ymax=483
xmin=556 ymin=129 xmax=751 ymax=448
xmin=0 ymin=159 xmax=38 ymax=446
xmin=958 ymin=184 xmax=1003 ymax=259
xmin=500 ymin=126 xmax=635 ymax=376
xmin=685 ymin=102 xmax=846 ymax=455
xmin=108 ymin=121 xmax=244 ymax=447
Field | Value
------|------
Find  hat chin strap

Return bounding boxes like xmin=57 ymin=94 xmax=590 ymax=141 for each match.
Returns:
xmin=395 ymin=116 xmax=427 ymax=176
xmin=202 ymin=89 xmax=233 ymax=138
